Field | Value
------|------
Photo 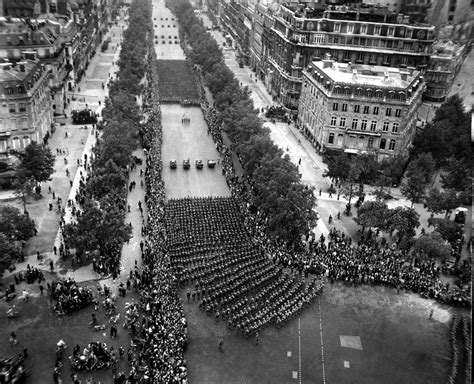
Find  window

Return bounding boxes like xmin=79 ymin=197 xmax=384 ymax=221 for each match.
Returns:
xmin=328 ymin=133 xmax=335 ymax=144
xmin=389 ymin=139 xmax=396 ymax=151
xmin=373 ymin=106 xmax=379 ymax=115
xmin=333 ymin=102 xmax=338 ymax=111
xmin=354 ymin=105 xmax=360 ymax=113
xmin=339 ymin=117 xmax=346 ymax=127
xmin=370 ymin=121 xmax=377 ymax=131
xmin=380 ymin=138 xmax=386 ymax=149
xmin=347 ymin=24 xmax=354 ymax=33
xmin=19 ymin=103 xmax=26 ymax=112
xmin=395 ymin=109 xmax=401 ymax=117
xmin=334 ymin=23 xmax=341 ymax=32
xmin=342 ymin=103 xmax=348 ymax=112
xmin=363 ymin=106 xmax=370 ymax=114
xmin=330 ymin=116 xmax=337 ymax=126
xmin=9 ymin=104 xmax=15 ymax=113
xmin=383 ymin=121 xmax=390 ymax=132
xmin=368 ymin=137 xmax=374 ymax=148
xmin=352 ymin=119 xmax=358 ymax=129
xmin=22 ymin=136 xmax=30 ymax=148
xmin=392 ymin=123 xmax=399 ymax=133
xmin=387 ymin=27 xmax=395 ymax=37
xmin=360 ymin=25 xmax=367 ymax=34
xmin=361 ymin=120 xmax=367 ymax=130
xmin=374 ymin=26 xmax=381 ymax=35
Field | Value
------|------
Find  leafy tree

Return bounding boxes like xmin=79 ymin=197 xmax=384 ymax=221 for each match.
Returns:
xmin=440 ymin=158 xmax=472 ymax=204
xmin=401 ymin=153 xmax=435 ymax=206
xmin=411 ymin=95 xmax=471 ymax=165
xmin=238 ymin=134 xmax=282 ymax=175
xmin=322 ymin=152 xmax=350 ymax=185
xmin=356 ymin=201 xmax=389 ymax=232
xmin=386 ymin=206 xmax=420 ymax=241
xmin=425 ymin=188 xmax=461 ymax=218
xmin=87 ymin=160 xmax=127 ymax=199
xmin=0 ymin=205 xmax=36 ymax=240
xmin=253 ymin=154 xmax=317 ymax=242
xmin=375 ymin=155 xmax=407 ymax=196
xmin=62 ymin=200 xmax=132 ymax=256
xmin=413 ymin=232 xmax=452 ymax=261
xmin=17 ymin=142 xmax=55 ymax=184
xmin=13 ymin=175 xmax=36 ymax=213
xmin=429 ymin=218 xmax=463 ymax=245
xmin=0 ymin=233 xmax=23 ymax=274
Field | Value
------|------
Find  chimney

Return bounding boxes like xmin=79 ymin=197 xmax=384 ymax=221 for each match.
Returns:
xmin=322 ymin=53 xmax=333 ymax=68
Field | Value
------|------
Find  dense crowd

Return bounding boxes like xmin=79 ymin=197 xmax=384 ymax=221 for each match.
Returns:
xmin=166 ymin=197 xmax=323 ymax=335
xmin=0 ymin=352 xmax=28 ymax=383
xmin=51 ymin=278 xmax=94 ymax=316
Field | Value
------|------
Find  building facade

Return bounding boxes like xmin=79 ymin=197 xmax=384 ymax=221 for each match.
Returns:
xmin=264 ymin=3 xmax=435 ymax=110
xmin=297 ymin=56 xmax=425 ymax=159
xmin=0 ymin=16 xmax=77 ymax=115
xmin=424 ymin=40 xmax=465 ymax=101
xmin=0 ymin=58 xmax=53 ymax=158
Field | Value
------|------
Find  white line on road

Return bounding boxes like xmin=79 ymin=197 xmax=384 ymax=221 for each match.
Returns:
xmin=298 ymin=317 xmax=302 ymax=384
xmin=318 ymin=296 xmax=327 ymax=384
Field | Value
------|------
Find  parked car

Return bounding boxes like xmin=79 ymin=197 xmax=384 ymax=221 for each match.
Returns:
xmin=170 ymin=160 xmax=177 ymax=169
xmin=207 ymin=160 xmax=216 ymax=168
xmin=195 ymin=160 xmax=203 ymax=169
xmin=183 ymin=159 xmax=190 ymax=170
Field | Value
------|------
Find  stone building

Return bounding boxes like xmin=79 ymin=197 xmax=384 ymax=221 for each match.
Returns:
xmin=297 ymin=56 xmax=425 ymax=159
xmin=0 ymin=58 xmax=53 ymax=157
xmin=265 ymin=3 xmax=435 ymax=110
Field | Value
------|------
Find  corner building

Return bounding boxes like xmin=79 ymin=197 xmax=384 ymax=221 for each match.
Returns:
xmin=0 ymin=59 xmax=53 ymax=157
xmin=298 ymin=56 xmax=425 ymax=160
xmin=265 ymin=3 xmax=435 ymax=109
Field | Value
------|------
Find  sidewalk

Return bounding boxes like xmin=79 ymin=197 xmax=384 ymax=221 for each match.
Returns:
xmin=2 ymin=22 xmax=128 ymax=280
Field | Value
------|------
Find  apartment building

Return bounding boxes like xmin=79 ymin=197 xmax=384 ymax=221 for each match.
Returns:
xmin=265 ymin=3 xmax=435 ymax=109
xmin=297 ymin=56 xmax=425 ymax=159
xmin=0 ymin=58 xmax=53 ymax=157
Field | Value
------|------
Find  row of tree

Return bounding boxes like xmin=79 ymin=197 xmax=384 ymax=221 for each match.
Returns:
xmin=62 ymin=0 xmax=152 ymax=266
xmin=168 ymin=0 xmax=317 ymax=244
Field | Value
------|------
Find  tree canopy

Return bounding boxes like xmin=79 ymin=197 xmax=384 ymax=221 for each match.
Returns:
xmin=17 ymin=142 xmax=55 ymax=184
xmin=0 ymin=205 xmax=36 ymax=241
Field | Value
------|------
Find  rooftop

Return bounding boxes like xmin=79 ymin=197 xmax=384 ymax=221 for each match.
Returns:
xmin=310 ymin=60 xmax=419 ymax=89
xmin=0 ymin=59 xmax=38 ymax=83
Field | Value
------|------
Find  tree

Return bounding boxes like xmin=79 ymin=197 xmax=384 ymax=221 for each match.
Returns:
xmin=440 ymin=158 xmax=472 ymax=204
xmin=0 ymin=233 xmax=23 ymax=274
xmin=62 ymin=200 xmax=132 ymax=257
xmin=253 ymin=154 xmax=317 ymax=243
xmin=429 ymin=218 xmax=463 ymax=245
xmin=356 ymin=201 xmax=389 ymax=232
xmin=87 ymin=160 xmax=127 ymax=199
xmin=0 ymin=205 xmax=36 ymax=240
xmin=386 ymin=206 xmax=420 ymax=241
xmin=413 ymin=232 xmax=452 ymax=261
xmin=425 ymin=188 xmax=461 ymax=218
xmin=401 ymin=153 xmax=435 ymax=206
xmin=17 ymin=142 xmax=55 ymax=184
xmin=13 ymin=175 xmax=36 ymax=213
xmin=411 ymin=95 xmax=471 ymax=166
xmin=322 ymin=152 xmax=350 ymax=185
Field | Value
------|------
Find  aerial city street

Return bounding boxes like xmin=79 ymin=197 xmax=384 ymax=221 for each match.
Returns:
xmin=0 ymin=0 xmax=471 ymax=383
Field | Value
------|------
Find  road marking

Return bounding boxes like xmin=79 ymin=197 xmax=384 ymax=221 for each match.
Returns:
xmin=298 ymin=317 xmax=302 ymax=384
xmin=292 ymin=371 xmax=298 ymax=379
xmin=318 ymin=296 xmax=327 ymax=384
xmin=287 ymin=351 xmax=292 ymax=357
xmin=344 ymin=361 xmax=350 ymax=368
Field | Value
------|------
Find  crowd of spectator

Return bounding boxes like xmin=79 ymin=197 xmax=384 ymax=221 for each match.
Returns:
xmin=51 ymin=278 xmax=94 ymax=316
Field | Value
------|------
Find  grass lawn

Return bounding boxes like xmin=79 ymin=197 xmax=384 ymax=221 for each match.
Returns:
xmin=0 ymin=278 xmax=137 ymax=384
